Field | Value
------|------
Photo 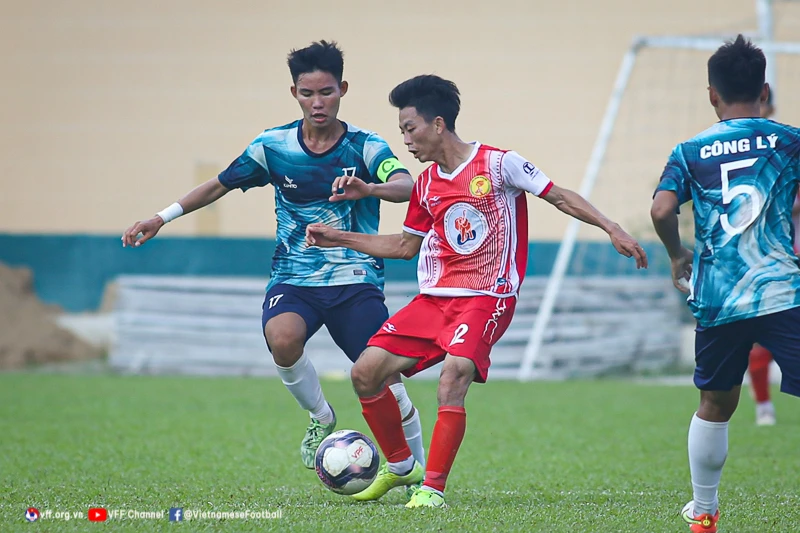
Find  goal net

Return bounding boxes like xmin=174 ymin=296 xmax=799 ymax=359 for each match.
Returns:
xmin=517 ymin=34 xmax=800 ymax=381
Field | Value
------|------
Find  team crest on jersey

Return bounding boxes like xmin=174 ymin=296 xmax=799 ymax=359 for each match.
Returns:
xmin=443 ymin=203 xmax=488 ymax=254
xmin=469 ymin=176 xmax=492 ymax=198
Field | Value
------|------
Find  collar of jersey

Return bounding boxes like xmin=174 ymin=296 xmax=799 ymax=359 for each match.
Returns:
xmin=297 ymin=119 xmax=349 ymax=158
xmin=436 ymin=142 xmax=481 ymax=180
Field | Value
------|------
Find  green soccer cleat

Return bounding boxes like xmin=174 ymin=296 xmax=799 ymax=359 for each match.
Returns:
xmin=300 ymin=406 xmax=336 ymax=469
xmin=405 ymin=487 xmax=447 ymax=508
xmin=351 ymin=461 xmax=424 ymax=501
xmin=405 ymin=481 xmax=423 ymax=502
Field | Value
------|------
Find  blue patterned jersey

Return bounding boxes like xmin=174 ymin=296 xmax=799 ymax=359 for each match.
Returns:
xmin=218 ymin=120 xmax=407 ymax=291
xmin=656 ymin=118 xmax=800 ymax=327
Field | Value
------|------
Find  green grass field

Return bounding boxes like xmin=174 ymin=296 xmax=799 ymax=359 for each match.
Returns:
xmin=1 ymin=373 xmax=798 ymax=532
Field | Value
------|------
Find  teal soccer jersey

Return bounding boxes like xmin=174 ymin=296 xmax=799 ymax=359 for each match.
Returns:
xmin=218 ymin=120 xmax=407 ymax=291
xmin=656 ymin=118 xmax=800 ymax=327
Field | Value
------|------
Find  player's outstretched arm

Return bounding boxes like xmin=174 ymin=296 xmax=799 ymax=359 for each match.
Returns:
xmin=542 ymin=184 xmax=648 ymax=269
xmin=369 ymin=172 xmax=414 ymax=202
xmin=305 ymin=223 xmax=423 ymax=260
xmin=330 ymin=172 xmax=414 ymax=203
xmin=121 ymin=177 xmax=230 ymax=248
xmin=651 ymin=190 xmax=693 ymax=293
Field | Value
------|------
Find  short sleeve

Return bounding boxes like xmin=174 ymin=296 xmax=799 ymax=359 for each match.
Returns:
xmin=362 ymin=133 xmax=408 ymax=183
xmin=501 ymin=151 xmax=553 ymax=197
xmin=655 ymin=144 xmax=692 ymax=208
xmin=218 ymin=134 xmax=271 ymax=192
xmin=402 ymin=179 xmax=433 ymax=236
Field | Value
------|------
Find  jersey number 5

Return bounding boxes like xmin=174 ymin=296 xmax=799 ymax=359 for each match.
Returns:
xmin=720 ymin=158 xmax=761 ymax=236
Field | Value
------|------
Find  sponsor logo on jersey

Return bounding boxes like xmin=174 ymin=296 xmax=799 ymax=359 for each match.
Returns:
xmin=443 ymin=203 xmax=488 ymax=254
xmin=455 ymin=215 xmax=477 ymax=245
xmin=469 ymin=175 xmax=491 ymax=198
xmin=522 ymin=162 xmax=539 ymax=177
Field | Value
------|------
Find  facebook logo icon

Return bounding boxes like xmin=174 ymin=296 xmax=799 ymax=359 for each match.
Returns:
xmin=169 ymin=508 xmax=183 ymax=522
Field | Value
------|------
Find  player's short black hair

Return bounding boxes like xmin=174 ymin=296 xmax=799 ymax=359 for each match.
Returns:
xmin=287 ymin=40 xmax=344 ymax=83
xmin=707 ymin=34 xmax=766 ymax=104
xmin=389 ymin=75 xmax=460 ymax=131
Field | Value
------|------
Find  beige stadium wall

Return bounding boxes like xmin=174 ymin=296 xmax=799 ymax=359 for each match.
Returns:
xmin=0 ymin=0 xmax=765 ymax=240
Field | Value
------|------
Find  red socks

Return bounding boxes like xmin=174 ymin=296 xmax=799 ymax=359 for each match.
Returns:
xmin=749 ymin=345 xmax=772 ymax=404
xmin=361 ymin=392 xmax=468 ymax=494
xmin=424 ymin=406 xmax=467 ymax=493
xmin=359 ymin=387 xmax=412 ymax=463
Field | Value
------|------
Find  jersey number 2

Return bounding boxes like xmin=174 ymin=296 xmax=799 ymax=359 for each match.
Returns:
xmin=449 ymin=324 xmax=469 ymax=346
xmin=719 ymin=158 xmax=761 ymax=236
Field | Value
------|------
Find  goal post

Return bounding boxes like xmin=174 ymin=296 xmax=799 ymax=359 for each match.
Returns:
xmin=517 ymin=34 xmax=800 ymax=381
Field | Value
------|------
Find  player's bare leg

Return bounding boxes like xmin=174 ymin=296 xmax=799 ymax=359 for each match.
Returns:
xmin=406 ymin=354 xmax=474 ymax=508
xmin=350 ymin=347 xmax=424 ymax=501
xmin=320 ymin=284 xmax=426 ymax=486
xmin=265 ymin=313 xmax=336 ymax=468
xmin=682 ymin=388 xmax=739 ymax=532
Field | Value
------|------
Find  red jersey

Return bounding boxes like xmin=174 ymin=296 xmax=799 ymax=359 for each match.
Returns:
xmin=402 ymin=142 xmax=553 ymax=298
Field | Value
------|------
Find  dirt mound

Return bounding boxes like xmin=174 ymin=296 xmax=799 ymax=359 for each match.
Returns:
xmin=0 ymin=262 xmax=102 ymax=369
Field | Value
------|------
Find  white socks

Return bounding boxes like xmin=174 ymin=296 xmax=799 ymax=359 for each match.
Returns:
xmin=389 ymin=382 xmax=426 ymax=467
xmin=688 ymin=413 xmax=728 ymax=515
xmin=421 ymin=486 xmax=444 ymax=497
xmin=275 ymin=353 xmax=334 ymax=424
xmin=402 ymin=410 xmax=426 ymax=466
xmin=387 ymin=455 xmax=416 ymax=475
xmin=276 ymin=359 xmax=422 ymax=458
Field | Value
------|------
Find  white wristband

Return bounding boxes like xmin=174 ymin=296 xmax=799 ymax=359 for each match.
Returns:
xmin=156 ymin=202 xmax=184 ymax=224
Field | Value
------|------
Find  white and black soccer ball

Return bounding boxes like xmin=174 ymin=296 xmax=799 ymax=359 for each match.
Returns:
xmin=314 ymin=430 xmax=380 ymax=495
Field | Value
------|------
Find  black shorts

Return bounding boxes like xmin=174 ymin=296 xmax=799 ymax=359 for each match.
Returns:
xmin=261 ymin=283 xmax=389 ymax=362
xmin=694 ymin=306 xmax=800 ymax=396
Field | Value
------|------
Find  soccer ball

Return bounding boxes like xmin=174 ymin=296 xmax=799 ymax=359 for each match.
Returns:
xmin=314 ymin=429 xmax=380 ymax=495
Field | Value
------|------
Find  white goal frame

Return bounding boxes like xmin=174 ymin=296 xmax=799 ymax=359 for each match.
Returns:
xmin=517 ymin=28 xmax=800 ymax=381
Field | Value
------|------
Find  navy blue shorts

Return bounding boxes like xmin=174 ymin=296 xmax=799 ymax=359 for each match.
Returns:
xmin=695 ymin=306 xmax=800 ymax=397
xmin=261 ymin=283 xmax=389 ymax=363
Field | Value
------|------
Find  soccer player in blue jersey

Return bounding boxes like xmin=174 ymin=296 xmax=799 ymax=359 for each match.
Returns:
xmin=121 ymin=41 xmax=427 ymax=485
xmin=746 ymin=90 xmax=781 ymax=427
xmin=651 ymin=35 xmax=800 ymax=533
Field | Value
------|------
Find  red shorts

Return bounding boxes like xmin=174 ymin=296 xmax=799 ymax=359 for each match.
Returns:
xmin=367 ymin=294 xmax=517 ymax=383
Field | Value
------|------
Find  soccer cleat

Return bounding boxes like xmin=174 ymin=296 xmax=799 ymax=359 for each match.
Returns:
xmin=681 ymin=500 xmax=719 ymax=533
xmin=300 ymin=405 xmax=336 ymax=469
xmin=405 ymin=487 xmax=447 ymax=508
xmin=405 ymin=481 xmax=423 ymax=502
xmin=351 ymin=461 xmax=424 ymax=501
xmin=755 ymin=403 xmax=776 ymax=426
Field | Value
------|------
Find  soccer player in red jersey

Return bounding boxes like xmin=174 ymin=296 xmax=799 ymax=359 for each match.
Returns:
xmin=306 ymin=74 xmax=647 ymax=507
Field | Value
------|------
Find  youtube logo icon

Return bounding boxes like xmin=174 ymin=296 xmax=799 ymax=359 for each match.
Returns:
xmin=88 ymin=508 xmax=108 ymax=522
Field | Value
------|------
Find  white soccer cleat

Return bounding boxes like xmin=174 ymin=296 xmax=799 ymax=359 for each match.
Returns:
xmin=755 ymin=402 xmax=776 ymax=426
